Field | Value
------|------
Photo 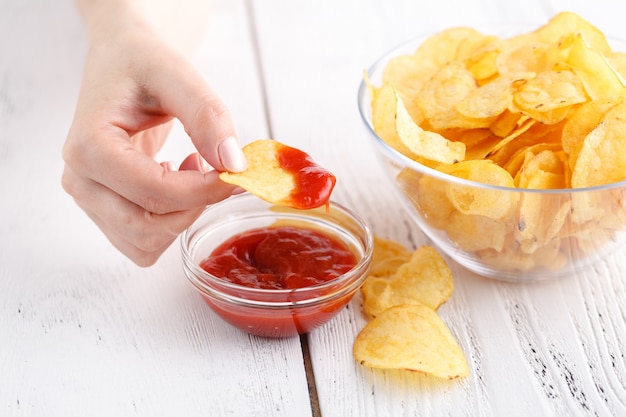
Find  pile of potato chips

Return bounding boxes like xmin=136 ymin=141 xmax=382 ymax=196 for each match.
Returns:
xmin=353 ymin=237 xmax=469 ymax=380
xmin=366 ymin=12 xmax=626 ymax=274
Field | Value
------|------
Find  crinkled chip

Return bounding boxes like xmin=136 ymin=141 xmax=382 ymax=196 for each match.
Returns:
xmin=370 ymin=236 xmax=412 ymax=277
xmin=362 ymin=245 xmax=453 ymax=318
xmin=354 ymin=304 xmax=469 ymax=379
xmin=219 ymin=139 xmax=335 ymax=209
xmin=396 ymin=92 xmax=466 ymax=163
xmin=440 ymin=160 xmax=517 ymax=220
xmin=512 ymin=70 xmax=587 ymax=124
xmin=571 ymin=100 xmax=626 ymax=187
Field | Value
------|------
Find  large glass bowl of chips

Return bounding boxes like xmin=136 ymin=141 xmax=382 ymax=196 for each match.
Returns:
xmin=358 ymin=12 xmax=626 ymax=281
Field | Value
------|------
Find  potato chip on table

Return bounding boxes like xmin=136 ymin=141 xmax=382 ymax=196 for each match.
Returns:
xmin=354 ymin=304 xmax=469 ymax=379
xmin=361 ymin=244 xmax=453 ymax=318
xmin=356 ymin=236 xmax=467 ymax=379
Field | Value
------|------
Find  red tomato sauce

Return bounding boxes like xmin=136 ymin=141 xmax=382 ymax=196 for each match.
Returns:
xmin=200 ymin=226 xmax=356 ymax=290
xmin=276 ymin=145 xmax=336 ymax=209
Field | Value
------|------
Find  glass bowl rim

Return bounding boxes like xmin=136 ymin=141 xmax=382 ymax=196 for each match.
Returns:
xmin=180 ymin=194 xmax=374 ymax=308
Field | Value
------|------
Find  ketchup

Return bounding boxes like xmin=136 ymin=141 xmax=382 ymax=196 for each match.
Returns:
xmin=200 ymin=226 xmax=357 ymax=290
xmin=276 ymin=145 xmax=336 ymax=209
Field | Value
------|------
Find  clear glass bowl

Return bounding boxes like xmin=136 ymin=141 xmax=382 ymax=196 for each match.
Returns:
xmin=180 ymin=194 xmax=373 ymax=337
xmin=357 ymin=32 xmax=626 ymax=282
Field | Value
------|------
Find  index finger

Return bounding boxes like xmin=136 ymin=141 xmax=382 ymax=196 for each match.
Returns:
xmin=65 ymin=125 xmax=236 ymax=214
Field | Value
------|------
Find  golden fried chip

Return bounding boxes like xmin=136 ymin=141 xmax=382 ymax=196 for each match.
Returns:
xmin=362 ymin=246 xmax=453 ymax=318
xmin=365 ymin=78 xmax=419 ymax=159
xmin=386 ymin=246 xmax=453 ymax=310
xmin=396 ymin=93 xmax=466 ymax=163
xmin=503 ymin=142 xmax=563 ymax=177
xmin=572 ymin=101 xmax=626 ymax=187
xmin=370 ymin=236 xmax=412 ymax=277
xmin=562 ymin=97 xmax=624 ymax=171
xmin=397 ymin=168 xmax=456 ymax=229
xmin=512 ymin=70 xmax=587 ymax=124
xmin=446 ymin=211 xmax=507 ymax=252
xmin=439 ymin=160 xmax=517 ymax=220
xmin=219 ymin=139 xmax=335 ymax=209
xmin=383 ymin=27 xmax=487 ymax=121
xmin=534 ymin=11 xmax=611 ymax=54
xmin=456 ymin=74 xmax=519 ymax=120
xmin=565 ymin=33 xmax=626 ymax=100
xmin=361 ymin=276 xmax=393 ymax=318
xmin=354 ymin=304 xmax=469 ymax=379
xmin=515 ymin=149 xmax=566 ymax=189
xmin=415 ymin=61 xmax=487 ymax=131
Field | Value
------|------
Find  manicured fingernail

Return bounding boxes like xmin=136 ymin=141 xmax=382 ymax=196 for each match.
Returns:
xmin=218 ymin=136 xmax=247 ymax=172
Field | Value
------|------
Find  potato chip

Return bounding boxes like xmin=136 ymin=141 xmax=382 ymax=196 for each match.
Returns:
xmin=354 ymin=304 xmax=469 ymax=379
xmin=383 ymin=27 xmax=486 ymax=119
xmin=515 ymin=149 xmax=566 ymax=189
xmin=397 ymin=168 xmax=455 ymax=229
xmin=562 ymin=97 xmax=623 ymax=172
xmin=446 ymin=211 xmax=507 ymax=252
xmin=464 ymin=37 xmax=502 ymax=82
xmin=512 ymin=70 xmax=587 ymax=124
xmin=219 ymin=139 xmax=335 ymax=209
xmin=571 ymin=101 xmax=626 ymax=187
xmin=386 ymin=246 xmax=453 ymax=309
xmin=360 ymin=276 xmax=394 ymax=318
xmin=362 ymin=246 xmax=453 ymax=318
xmin=439 ymin=160 xmax=517 ymax=220
xmin=565 ymin=33 xmax=626 ymax=100
xmin=455 ymin=74 xmax=516 ymax=120
xmin=370 ymin=236 xmax=412 ymax=277
xmin=503 ymin=142 xmax=563 ymax=177
xmin=517 ymin=192 xmax=571 ymax=252
xmin=396 ymin=93 xmax=466 ymax=163
xmin=487 ymin=119 xmax=564 ymax=167
xmin=534 ymin=11 xmax=611 ymax=54
xmin=415 ymin=61 xmax=487 ymax=131
xmin=365 ymin=78 xmax=419 ymax=159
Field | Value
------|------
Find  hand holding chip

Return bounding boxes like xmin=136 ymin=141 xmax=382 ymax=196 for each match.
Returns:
xmin=62 ymin=0 xmax=247 ymax=266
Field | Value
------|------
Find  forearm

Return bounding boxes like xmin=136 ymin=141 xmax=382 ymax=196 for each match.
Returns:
xmin=74 ymin=0 xmax=210 ymax=54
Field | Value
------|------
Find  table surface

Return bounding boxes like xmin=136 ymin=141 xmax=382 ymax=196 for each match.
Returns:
xmin=2 ymin=1 xmax=626 ymax=416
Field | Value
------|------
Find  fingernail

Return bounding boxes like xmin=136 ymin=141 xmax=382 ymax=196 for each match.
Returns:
xmin=218 ymin=136 xmax=247 ymax=172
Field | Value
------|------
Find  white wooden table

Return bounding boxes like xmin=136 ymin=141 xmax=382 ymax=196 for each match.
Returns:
xmin=2 ymin=1 xmax=625 ymax=416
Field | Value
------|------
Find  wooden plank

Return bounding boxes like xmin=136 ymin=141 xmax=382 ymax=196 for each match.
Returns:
xmin=0 ymin=1 xmax=312 ymax=416
xmin=251 ymin=0 xmax=626 ymax=416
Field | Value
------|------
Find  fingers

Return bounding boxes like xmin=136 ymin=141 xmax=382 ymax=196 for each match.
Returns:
xmin=61 ymin=164 xmax=210 ymax=266
xmin=63 ymin=124 xmax=236 ymax=214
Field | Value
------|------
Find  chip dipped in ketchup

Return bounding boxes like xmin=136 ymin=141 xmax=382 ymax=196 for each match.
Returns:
xmin=181 ymin=194 xmax=373 ymax=338
xmin=219 ymin=139 xmax=336 ymax=210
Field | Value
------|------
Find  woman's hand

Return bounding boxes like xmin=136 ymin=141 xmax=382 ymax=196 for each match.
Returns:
xmin=62 ymin=2 xmax=246 ymax=266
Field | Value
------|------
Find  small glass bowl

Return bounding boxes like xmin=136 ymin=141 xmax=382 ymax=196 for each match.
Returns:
xmin=358 ymin=31 xmax=626 ymax=282
xmin=181 ymin=193 xmax=373 ymax=338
